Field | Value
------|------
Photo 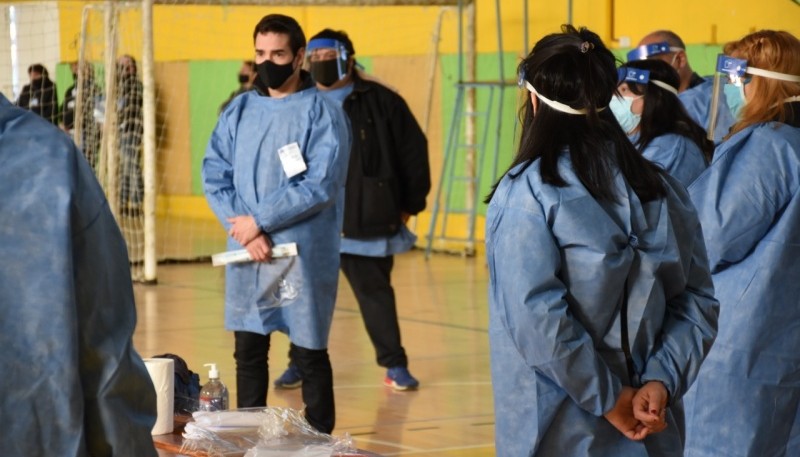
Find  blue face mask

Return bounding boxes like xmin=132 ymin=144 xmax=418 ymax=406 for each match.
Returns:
xmin=723 ymin=83 xmax=746 ymax=120
xmin=609 ymin=95 xmax=642 ymax=134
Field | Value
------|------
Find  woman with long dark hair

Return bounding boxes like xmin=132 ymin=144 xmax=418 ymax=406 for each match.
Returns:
xmin=485 ymin=25 xmax=718 ymax=456
xmin=683 ymin=30 xmax=800 ymax=457
xmin=612 ymin=59 xmax=713 ymax=186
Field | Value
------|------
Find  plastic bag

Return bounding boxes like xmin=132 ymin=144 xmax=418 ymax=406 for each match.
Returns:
xmin=180 ymin=407 xmax=355 ymax=457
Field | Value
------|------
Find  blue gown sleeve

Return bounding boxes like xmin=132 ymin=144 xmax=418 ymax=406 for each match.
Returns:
xmin=253 ymin=101 xmax=350 ymax=233
xmin=689 ymin=128 xmax=799 ymax=272
xmin=488 ymin=196 xmax=622 ymax=416
xmin=202 ymin=109 xmax=248 ymax=230
xmin=640 ymin=218 xmax=719 ymax=402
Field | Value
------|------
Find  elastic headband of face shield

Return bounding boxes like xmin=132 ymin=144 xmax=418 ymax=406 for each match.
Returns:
xmin=716 ymin=54 xmax=800 ymax=86
xmin=306 ymin=38 xmax=350 ymax=77
xmin=617 ymin=67 xmax=679 ymax=95
xmin=518 ymin=71 xmax=606 ymax=115
xmin=626 ymin=41 xmax=683 ymax=62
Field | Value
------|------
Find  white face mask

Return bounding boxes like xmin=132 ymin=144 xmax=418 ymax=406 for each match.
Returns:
xmin=609 ymin=95 xmax=642 ymax=134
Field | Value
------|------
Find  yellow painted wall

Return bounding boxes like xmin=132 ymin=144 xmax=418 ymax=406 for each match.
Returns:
xmin=60 ymin=1 xmax=800 ymax=62
xmin=154 ymin=62 xmax=192 ymax=195
xmin=613 ymin=1 xmax=800 ymax=47
xmin=59 ymin=3 xmax=460 ymax=62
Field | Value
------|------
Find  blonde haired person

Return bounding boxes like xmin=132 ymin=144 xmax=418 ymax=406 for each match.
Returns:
xmin=683 ymin=30 xmax=800 ymax=457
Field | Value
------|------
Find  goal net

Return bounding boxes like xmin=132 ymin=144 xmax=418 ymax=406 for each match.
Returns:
xmin=3 ymin=0 xmax=487 ymax=282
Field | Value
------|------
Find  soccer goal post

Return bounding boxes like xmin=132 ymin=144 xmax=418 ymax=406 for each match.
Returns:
xmin=3 ymin=0 xmax=481 ymax=282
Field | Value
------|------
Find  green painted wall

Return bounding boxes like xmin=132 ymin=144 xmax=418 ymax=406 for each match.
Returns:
xmin=437 ymin=52 xmax=520 ymax=217
xmin=189 ymin=60 xmax=241 ymax=195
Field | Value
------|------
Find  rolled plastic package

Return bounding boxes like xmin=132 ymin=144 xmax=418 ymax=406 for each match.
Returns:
xmin=144 ymin=357 xmax=175 ymax=435
xmin=181 ymin=407 xmax=357 ymax=456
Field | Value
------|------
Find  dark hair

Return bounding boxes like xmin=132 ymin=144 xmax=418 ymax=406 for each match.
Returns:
xmin=28 ymin=63 xmax=47 ymax=77
xmin=308 ymin=28 xmax=358 ymax=80
xmin=309 ymin=28 xmax=356 ymax=56
xmin=244 ymin=60 xmax=256 ymax=72
xmin=486 ymin=25 xmax=665 ymax=203
xmin=125 ymin=55 xmax=137 ymax=74
xmin=620 ymin=59 xmax=714 ymax=161
xmin=252 ymin=14 xmax=306 ymax=55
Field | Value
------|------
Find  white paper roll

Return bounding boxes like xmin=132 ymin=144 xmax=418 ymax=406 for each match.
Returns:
xmin=143 ymin=357 xmax=175 ymax=435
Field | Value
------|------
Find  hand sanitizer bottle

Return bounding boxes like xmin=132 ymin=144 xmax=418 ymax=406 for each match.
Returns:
xmin=198 ymin=363 xmax=229 ymax=411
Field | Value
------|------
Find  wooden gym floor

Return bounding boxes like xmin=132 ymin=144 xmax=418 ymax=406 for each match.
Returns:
xmin=133 ymin=249 xmax=495 ymax=456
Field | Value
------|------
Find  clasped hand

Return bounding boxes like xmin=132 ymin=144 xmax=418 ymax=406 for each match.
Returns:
xmin=604 ymin=381 xmax=669 ymax=441
xmin=227 ymin=215 xmax=272 ymax=262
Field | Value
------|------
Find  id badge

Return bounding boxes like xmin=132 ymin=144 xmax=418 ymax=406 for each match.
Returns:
xmin=278 ymin=142 xmax=307 ymax=178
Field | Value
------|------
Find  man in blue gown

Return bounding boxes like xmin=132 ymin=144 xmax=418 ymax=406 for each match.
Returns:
xmin=203 ymin=14 xmax=351 ymax=434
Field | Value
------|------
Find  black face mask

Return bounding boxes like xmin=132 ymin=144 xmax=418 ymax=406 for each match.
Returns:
xmin=256 ymin=59 xmax=296 ymax=90
xmin=238 ymin=74 xmax=250 ymax=84
xmin=310 ymin=60 xmax=343 ymax=87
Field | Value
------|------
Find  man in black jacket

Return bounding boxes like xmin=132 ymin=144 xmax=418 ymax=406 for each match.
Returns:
xmin=16 ymin=63 xmax=59 ymax=124
xmin=61 ymin=61 xmax=101 ymax=168
xmin=274 ymin=28 xmax=431 ymax=391
xmin=116 ymin=54 xmax=144 ymax=216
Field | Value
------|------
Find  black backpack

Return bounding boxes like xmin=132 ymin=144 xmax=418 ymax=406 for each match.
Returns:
xmin=151 ymin=353 xmax=202 ymax=414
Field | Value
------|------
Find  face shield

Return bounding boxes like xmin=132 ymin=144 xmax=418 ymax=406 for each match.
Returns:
xmin=612 ymin=67 xmax=679 ymax=134
xmin=708 ymin=54 xmax=800 ymax=139
xmin=305 ymin=38 xmax=350 ymax=87
xmin=626 ymin=41 xmax=683 ymax=65
xmin=712 ymin=55 xmax=749 ymax=137
xmin=617 ymin=67 xmax=679 ymax=95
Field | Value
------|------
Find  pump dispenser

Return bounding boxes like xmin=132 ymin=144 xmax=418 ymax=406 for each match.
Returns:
xmin=198 ymin=363 xmax=229 ymax=411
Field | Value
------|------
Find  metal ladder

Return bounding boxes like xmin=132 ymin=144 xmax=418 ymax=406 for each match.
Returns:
xmin=424 ymin=80 xmax=508 ymax=257
xmin=424 ymin=0 xmax=533 ymax=258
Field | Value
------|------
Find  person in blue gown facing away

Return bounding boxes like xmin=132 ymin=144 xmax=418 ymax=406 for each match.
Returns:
xmin=485 ymin=25 xmax=719 ymax=457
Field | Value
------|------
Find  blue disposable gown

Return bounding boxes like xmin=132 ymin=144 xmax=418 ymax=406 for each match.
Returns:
xmin=641 ymin=133 xmax=707 ymax=187
xmin=203 ymin=88 xmax=351 ymax=350
xmin=683 ymin=121 xmax=800 ymax=457
xmin=679 ymin=78 xmax=735 ymax=143
xmin=486 ymin=154 xmax=719 ymax=457
xmin=0 ymin=95 xmax=157 ymax=456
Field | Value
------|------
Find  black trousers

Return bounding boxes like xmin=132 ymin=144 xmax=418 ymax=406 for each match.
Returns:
xmin=340 ymin=253 xmax=408 ymax=368
xmin=234 ymin=331 xmax=335 ymax=433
